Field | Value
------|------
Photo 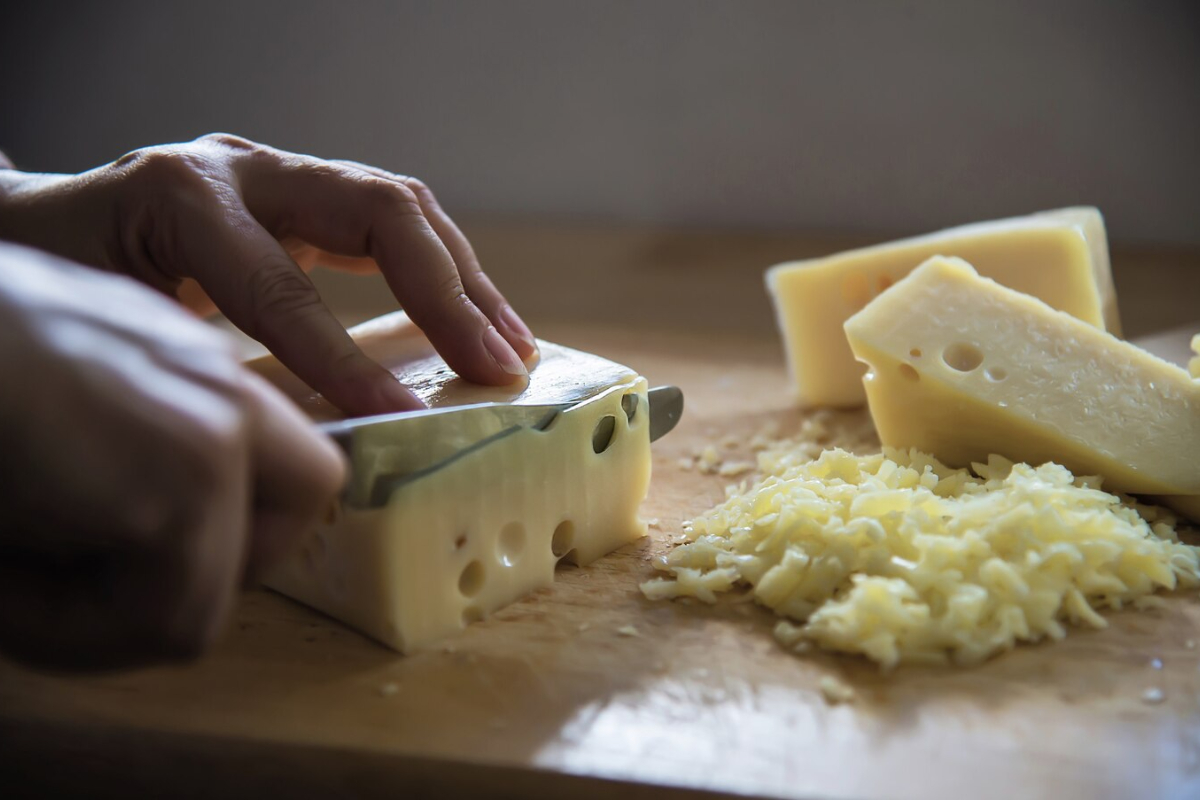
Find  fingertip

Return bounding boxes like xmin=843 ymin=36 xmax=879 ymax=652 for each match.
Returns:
xmin=373 ymin=374 xmax=428 ymax=413
xmin=318 ymin=357 xmax=426 ymax=417
xmin=497 ymin=304 xmax=538 ymax=359
xmin=483 ymin=326 xmax=529 ymax=379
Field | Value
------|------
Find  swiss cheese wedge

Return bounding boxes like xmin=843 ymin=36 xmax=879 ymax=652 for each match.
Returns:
xmin=250 ymin=312 xmax=652 ymax=652
xmin=766 ymin=207 xmax=1119 ymax=407
xmin=844 ymin=257 xmax=1200 ymax=497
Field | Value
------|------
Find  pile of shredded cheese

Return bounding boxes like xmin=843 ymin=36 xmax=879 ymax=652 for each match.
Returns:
xmin=642 ymin=447 xmax=1200 ymax=670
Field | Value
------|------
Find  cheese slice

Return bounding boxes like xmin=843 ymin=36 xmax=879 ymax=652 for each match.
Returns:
xmin=844 ymin=257 xmax=1200 ymax=496
xmin=249 ymin=312 xmax=652 ymax=652
xmin=766 ymin=207 xmax=1119 ymax=408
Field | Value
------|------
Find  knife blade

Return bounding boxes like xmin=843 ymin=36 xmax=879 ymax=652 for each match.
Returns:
xmin=320 ymin=385 xmax=683 ymax=508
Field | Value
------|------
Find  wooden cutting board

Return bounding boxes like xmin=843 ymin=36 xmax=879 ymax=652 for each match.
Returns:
xmin=2 ymin=223 xmax=1198 ymax=800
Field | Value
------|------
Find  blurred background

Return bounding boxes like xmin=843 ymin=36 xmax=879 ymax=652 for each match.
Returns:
xmin=2 ymin=0 xmax=1198 ymax=245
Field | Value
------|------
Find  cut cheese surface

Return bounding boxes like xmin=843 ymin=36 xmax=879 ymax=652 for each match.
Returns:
xmin=765 ymin=207 xmax=1119 ymax=407
xmin=252 ymin=312 xmax=652 ymax=653
xmin=844 ymin=257 xmax=1200 ymax=496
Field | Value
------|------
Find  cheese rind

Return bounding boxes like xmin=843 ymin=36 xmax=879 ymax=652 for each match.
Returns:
xmin=252 ymin=312 xmax=652 ymax=652
xmin=766 ymin=207 xmax=1119 ymax=407
xmin=843 ymin=257 xmax=1200 ymax=496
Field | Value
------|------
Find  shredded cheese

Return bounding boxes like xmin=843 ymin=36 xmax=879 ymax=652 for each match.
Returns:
xmin=641 ymin=447 xmax=1200 ymax=670
xmin=1190 ymin=333 xmax=1200 ymax=379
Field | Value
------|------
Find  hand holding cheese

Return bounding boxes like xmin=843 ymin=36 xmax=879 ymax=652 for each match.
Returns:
xmin=0 ymin=134 xmax=536 ymax=416
xmin=0 ymin=242 xmax=344 ymax=671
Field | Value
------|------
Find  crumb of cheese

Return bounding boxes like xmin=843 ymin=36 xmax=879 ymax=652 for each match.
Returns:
xmin=616 ymin=624 xmax=641 ymax=637
xmin=818 ymin=675 xmax=856 ymax=704
xmin=717 ymin=460 xmax=756 ymax=477
xmin=641 ymin=447 xmax=1200 ymax=670
xmin=696 ymin=445 xmax=722 ymax=474
xmin=1142 ymin=687 xmax=1166 ymax=705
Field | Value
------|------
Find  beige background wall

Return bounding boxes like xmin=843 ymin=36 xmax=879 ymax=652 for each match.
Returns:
xmin=2 ymin=1 xmax=1197 ymax=244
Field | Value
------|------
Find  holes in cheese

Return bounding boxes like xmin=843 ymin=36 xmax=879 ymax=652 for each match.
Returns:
xmin=621 ymin=392 xmax=638 ymax=422
xmin=844 ymin=256 xmax=1200 ymax=496
xmin=942 ymin=342 xmax=984 ymax=372
xmin=551 ymin=520 xmax=575 ymax=558
xmin=766 ymin=207 xmax=1118 ymax=407
xmin=459 ymin=560 xmax=485 ymax=597
xmin=592 ymin=415 xmax=617 ymax=454
xmin=498 ymin=522 xmax=526 ymax=567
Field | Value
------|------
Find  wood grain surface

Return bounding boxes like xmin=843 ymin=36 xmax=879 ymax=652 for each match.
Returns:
xmin=2 ymin=221 xmax=1199 ymax=799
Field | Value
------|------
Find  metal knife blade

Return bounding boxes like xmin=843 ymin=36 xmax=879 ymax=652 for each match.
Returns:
xmin=320 ymin=385 xmax=684 ymax=508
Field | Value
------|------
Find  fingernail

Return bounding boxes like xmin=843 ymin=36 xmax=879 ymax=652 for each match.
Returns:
xmin=499 ymin=304 xmax=536 ymax=350
xmin=484 ymin=326 xmax=528 ymax=377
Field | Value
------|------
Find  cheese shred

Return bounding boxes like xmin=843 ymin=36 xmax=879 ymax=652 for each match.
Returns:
xmin=641 ymin=448 xmax=1200 ymax=670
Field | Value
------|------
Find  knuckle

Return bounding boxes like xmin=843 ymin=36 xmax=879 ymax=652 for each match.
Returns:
xmin=245 ymin=263 xmax=323 ymax=335
xmin=123 ymin=147 xmax=222 ymax=196
xmin=401 ymin=176 xmax=430 ymax=196
xmin=198 ymin=132 xmax=257 ymax=151
xmin=427 ymin=273 xmax=472 ymax=321
xmin=366 ymin=179 xmax=424 ymax=218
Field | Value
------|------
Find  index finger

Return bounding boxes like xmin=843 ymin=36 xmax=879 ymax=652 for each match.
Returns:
xmin=234 ymin=151 xmax=530 ymax=386
xmin=172 ymin=194 xmax=425 ymax=416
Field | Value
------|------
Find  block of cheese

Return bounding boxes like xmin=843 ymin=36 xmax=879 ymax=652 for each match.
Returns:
xmin=844 ymin=257 xmax=1200 ymax=496
xmin=766 ymin=207 xmax=1119 ymax=407
xmin=249 ymin=312 xmax=652 ymax=652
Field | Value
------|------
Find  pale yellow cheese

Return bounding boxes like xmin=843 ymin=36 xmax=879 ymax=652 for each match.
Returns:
xmin=844 ymin=257 xmax=1200 ymax=496
xmin=765 ymin=207 xmax=1119 ymax=408
xmin=641 ymin=448 xmax=1200 ymax=670
xmin=252 ymin=312 xmax=652 ymax=653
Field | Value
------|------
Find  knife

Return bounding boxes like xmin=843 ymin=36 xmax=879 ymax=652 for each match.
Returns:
xmin=319 ymin=385 xmax=684 ymax=508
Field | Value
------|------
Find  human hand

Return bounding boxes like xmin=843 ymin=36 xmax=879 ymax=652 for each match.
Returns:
xmin=0 ymin=242 xmax=344 ymax=671
xmin=0 ymin=134 xmax=536 ymax=416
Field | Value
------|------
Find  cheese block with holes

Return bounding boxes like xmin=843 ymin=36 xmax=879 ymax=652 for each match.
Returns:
xmin=766 ymin=207 xmax=1119 ymax=408
xmin=844 ymin=257 xmax=1200 ymax=496
xmin=249 ymin=312 xmax=652 ymax=653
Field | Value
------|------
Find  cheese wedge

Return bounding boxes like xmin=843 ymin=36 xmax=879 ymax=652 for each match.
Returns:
xmin=250 ymin=312 xmax=652 ymax=652
xmin=844 ymin=257 xmax=1200 ymax=497
xmin=766 ymin=207 xmax=1119 ymax=407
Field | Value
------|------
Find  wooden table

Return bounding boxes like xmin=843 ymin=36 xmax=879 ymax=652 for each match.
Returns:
xmin=2 ymin=221 xmax=1199 ymax=799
